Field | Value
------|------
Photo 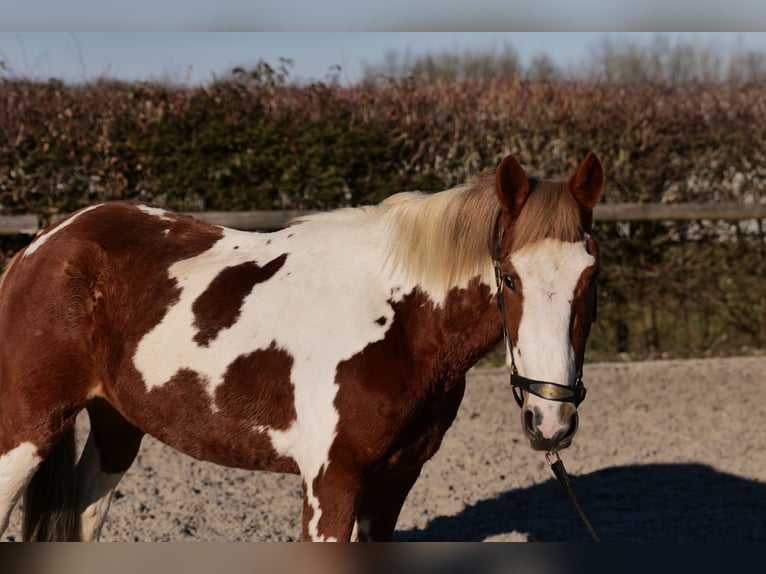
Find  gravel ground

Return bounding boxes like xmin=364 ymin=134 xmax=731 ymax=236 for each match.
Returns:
xmin=5 ymin=356 xmax=766 ymax=542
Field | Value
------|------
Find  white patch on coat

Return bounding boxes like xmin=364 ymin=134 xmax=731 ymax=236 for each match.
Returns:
xmin=23 ymin=204 xmax=104 ymax=258
xmin=510 ymin=238 xmax=594 ymax=437
xmin=136 ymin=205 xmax=173 ymax=221
xmin=0 ymin=442 xmax=42 ymax=535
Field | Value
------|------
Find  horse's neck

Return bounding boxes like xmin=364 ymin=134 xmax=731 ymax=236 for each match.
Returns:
xmin=288 ymin=214 xmax=502 ymax=374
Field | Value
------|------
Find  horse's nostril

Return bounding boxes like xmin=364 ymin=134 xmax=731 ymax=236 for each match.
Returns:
xmin=523 ymin=409 xmax=536 ymax=435
xmin=571 ymin=411 xmax=579 ymax=432
xmin=562 ymin=412 xmax=579 ymax=440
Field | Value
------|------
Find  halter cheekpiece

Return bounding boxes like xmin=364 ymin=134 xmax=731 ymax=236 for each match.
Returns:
xmin=492 ymin=224 xmax=588 ymax=408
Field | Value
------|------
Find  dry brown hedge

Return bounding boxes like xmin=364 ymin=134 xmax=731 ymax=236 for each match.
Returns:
xmin=0 ymin=76 xmax=764 ymax=360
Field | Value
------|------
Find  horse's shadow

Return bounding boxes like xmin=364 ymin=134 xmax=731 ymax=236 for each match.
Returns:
xmin=395 ymin=463 xmax=766 ymax=541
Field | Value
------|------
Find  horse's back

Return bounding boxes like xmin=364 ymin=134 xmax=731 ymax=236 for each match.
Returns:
xmin=0 ymin=202 xmax=226 ymax=354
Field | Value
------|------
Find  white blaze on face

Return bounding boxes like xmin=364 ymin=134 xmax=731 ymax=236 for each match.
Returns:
xmin=510 ymin=238 xmax=594 ymax=434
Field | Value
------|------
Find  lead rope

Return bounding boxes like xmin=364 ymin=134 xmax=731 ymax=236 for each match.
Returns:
xmin=546 ymin=451 xmax=601 ymax=542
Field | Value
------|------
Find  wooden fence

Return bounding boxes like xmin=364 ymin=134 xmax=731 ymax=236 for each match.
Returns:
xmin=0 ymin=202 xmax=765 ymax=235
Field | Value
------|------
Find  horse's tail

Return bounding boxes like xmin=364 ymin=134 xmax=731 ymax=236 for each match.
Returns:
xmin=22 ymin=427 xmax=81 ymax=541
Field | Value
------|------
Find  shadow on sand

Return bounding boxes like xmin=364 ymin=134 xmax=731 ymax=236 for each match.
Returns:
xmin=395 ymin=463 xmax=765 ymax=542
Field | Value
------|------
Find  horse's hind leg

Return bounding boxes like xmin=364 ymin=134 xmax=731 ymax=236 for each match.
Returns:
xmin=76 ymin=398 xmax=144 ymax=541
xmin=0 ymin=442 xmax=43 ymax=538
xmin=0 ymin=383 xmax=84 ymax=541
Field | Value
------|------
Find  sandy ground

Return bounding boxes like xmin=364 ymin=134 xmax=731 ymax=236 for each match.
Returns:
xmin=4 ymin=356 xmax=765 ymax=542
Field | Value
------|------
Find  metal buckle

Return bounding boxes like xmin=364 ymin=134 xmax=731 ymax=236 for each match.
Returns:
xmin=510 ymin=373 xmax=587 ymax=407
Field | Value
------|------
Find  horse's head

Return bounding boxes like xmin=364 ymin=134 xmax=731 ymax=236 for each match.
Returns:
xmin=493 ymin=153 xmax=603 ymax=452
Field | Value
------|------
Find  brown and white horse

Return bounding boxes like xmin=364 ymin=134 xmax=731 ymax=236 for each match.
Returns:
xmin=0 ymin=153 xmax=602 ymax=541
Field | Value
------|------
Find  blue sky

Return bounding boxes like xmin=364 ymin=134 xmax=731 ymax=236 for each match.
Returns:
xmin=1 ymin=32 xmax=765 ymax=85
xmin=1 ymin=1 xmax=765 ymax=85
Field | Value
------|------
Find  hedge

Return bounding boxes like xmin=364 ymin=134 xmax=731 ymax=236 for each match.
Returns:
xmin=0 ymin=75 xmax=764 ymax=360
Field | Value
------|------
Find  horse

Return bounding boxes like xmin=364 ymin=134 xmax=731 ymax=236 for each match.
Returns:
xmin=0 ymin=152 xmax=603 ymax=542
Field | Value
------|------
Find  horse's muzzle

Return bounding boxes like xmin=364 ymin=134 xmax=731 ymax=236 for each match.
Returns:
xmin=523 ymin=407 xmax=579 ymax=452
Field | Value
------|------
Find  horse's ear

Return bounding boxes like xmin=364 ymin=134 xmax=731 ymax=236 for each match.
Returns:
xmin=571 ymin=152 xmax=604 ymax=210
xmin=570 ymin=152 xmax=604 ymax=230
xmin=495 ymin=155 xmax=530 ymax=219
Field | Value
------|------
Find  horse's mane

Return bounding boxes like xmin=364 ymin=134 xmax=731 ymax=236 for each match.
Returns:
xmin=290 ymin=173 xmax=584 ymax=298
xmin=379 ymin=175 xmax=500 ymax=297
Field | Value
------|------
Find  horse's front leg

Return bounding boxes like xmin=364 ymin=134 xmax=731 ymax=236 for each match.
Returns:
xmin=301 ymin=462 xmax=362 ymax=542
xmin=354 ymin=466 xmax=423 ymax=541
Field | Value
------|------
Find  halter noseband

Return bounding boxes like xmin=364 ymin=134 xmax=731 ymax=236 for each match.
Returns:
xmin=492 ymin=225 xmax=588 ymax=408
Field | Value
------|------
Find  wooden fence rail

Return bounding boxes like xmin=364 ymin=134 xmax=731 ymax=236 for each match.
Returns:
xmin=0 ymin=202 xmax=765 ymax=235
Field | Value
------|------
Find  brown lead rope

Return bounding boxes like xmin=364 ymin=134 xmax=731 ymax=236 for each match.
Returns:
xmin=546 ymin=451 xmax=601 ymax=542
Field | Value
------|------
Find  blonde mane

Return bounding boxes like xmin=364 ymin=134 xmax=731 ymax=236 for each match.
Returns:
xmin=381 ymin=175 xmax=501 ymax=295
xmin=290 ymin=174 xmax=584 ymax=298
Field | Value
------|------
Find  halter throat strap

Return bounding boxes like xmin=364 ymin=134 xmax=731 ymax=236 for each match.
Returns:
xmin=492 ymin=225 xmax=588 ymax=408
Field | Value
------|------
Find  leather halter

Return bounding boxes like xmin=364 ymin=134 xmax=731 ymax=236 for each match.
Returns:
xmin=492 ymin=225 xmax=588 ymax=408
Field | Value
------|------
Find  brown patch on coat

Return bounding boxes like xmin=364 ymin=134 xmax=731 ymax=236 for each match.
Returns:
xmin=113 ymin=359 xmax=298 ymax=473
xmin=310 ymin=463 xmax=361 ymax=541
xmin=570 ymin=235 xmax=600 ymax=375
xmin=498 ymin=261 xmax=525 ymax=351
xmin=215 ymin=342 xmax=297 ymax=432
xmin=192 ymin=254 xmax=287 ymax=347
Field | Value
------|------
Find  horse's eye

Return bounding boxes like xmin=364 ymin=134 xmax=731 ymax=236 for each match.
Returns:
xmin=504 ymin=274 xmax=516 ymax=291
